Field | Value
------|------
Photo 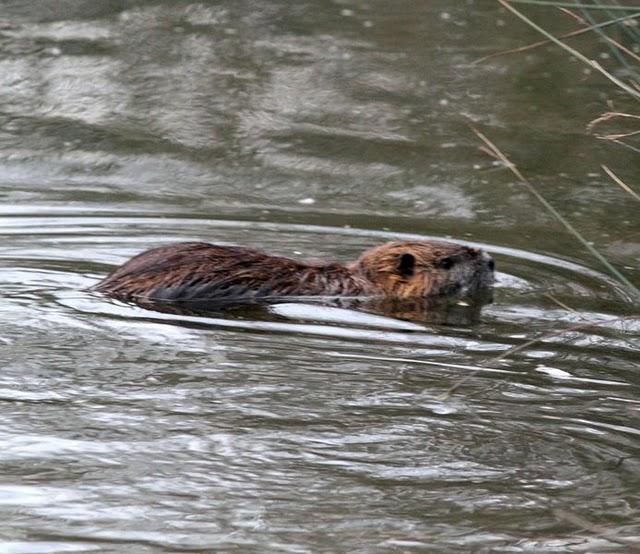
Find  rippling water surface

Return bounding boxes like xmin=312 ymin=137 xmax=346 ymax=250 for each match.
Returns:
xmin=1 ymin=1 xmax=639 ymax=552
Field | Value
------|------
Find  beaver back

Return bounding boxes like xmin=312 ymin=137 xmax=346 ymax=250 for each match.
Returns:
xmin=93 ymin=242 xmax=368 ymax=302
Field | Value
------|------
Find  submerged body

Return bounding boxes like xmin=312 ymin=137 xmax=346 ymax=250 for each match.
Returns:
xmin=93 ymin=240 xmax=495 ymax=304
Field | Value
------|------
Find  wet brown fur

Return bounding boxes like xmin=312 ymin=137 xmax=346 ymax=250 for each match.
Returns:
xmin=93 ymin=240 xmax=494 ymax=303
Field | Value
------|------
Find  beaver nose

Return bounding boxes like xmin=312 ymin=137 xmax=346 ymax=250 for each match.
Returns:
xmin=481 ymin=251 xmax=495 ymax=271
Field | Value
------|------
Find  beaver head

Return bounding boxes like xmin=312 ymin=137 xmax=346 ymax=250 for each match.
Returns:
xmin=349 ymin=240 xmax=494 ymax=299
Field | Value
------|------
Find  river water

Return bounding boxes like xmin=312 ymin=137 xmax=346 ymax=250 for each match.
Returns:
xmin=1 ymin=1 xmax=639 ymax=552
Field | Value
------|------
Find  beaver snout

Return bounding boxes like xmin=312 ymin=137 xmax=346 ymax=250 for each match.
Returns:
xmin=479 ymin=250 xmax=495 ymax=272
xmin=471 ymin=250 xmax=495 ymax=291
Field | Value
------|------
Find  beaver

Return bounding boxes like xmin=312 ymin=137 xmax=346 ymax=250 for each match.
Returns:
xmin=93 ymin=240 xmax=495 ymax=306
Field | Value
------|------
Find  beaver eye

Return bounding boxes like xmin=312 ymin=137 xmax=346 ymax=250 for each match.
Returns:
xmin=437 ymin=257 xmax=455 ymax=270
xmin=397 ymin=253 xmax=415 ymax=277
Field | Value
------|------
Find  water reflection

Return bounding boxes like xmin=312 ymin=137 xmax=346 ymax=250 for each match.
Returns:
xmin=95 ymin=291 xmax=493 ymax=326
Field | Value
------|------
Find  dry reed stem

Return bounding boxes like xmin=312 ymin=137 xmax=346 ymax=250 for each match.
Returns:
xmin=474 ymin=10 xmax=640 ymax=64
xmin=560 ymin=7 xmax=640 ymax=64
xmin=511 ymin=0 xmax=640 ymax=10
xmin=473 ymin=22 xmax=595 ymax=64
xmin=587 ymin=112 xmax=640 ymax=133
xmin=597 ymin=128 xmax=640 ymax=140
xmin=600 ymin=35 xmax=640 ymax=65
xmin=604 ymin=137 xmax=640 ymax=154
xmin=601 ymin=164 xmax=640 ymax=201
xmin=588 ymin=111 xmax=640 ymax=128
xmin=471 ymin=126 xmax=526 ymax=181
xmin=588 ymin=111 xmax=640 ymax=142
xmin=498 ymin=0 xmax=640 ymax=100
xmin=440 ymin=315 xmax=638 ymax=399
xmin=544 ymin=292 xmax=579 ymax=313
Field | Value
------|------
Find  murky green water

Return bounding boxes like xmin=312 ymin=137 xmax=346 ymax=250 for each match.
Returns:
xmin=1 ymin=1 xmax=639 ymax=552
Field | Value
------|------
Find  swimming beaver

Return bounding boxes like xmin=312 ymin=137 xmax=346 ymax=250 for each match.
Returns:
xmin=93 ymin=240 xmax=495 ymax=304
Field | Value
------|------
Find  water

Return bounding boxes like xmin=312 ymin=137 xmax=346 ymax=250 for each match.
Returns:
xmin=1 ymin=1 xmax=639 ymax=552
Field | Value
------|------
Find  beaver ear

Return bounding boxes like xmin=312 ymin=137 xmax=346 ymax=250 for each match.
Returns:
xmin=397 ymin=253 xmax=415 ymax=277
